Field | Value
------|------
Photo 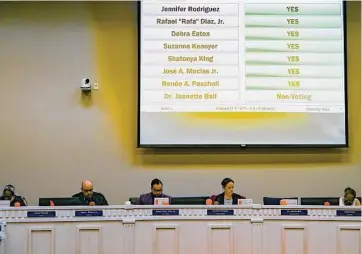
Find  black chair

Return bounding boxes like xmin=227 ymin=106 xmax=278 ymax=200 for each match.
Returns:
xmin=300 ymin=197 xmax=339 ymax=206
xmin=170 ymin=196 xmax=209 ymax=205
xmin=128 ymin=196 xmax=209 ymax=205
xmin=263 ymin=197 xmax=298 ymax=205
xmin=39 ymin=197 xmax=80 ymax=206
xmin=129 ymin=197 xmax=139 ymax=205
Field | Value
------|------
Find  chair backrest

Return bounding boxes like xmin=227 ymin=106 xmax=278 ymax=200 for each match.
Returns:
xmin=128 ymin=196 xmax=209 ymax=205
xmin=129 ymin=197 xmax=139 ymax=205
xmin=39 ymin=197 xmax=79 ymax=206
xmin=263 ymin=197 xmax=298 ymax=205
xmin=170 ymin=196 xmax=209 ymax=205
xmin=300 ymin=197 xmax=339 ymax=206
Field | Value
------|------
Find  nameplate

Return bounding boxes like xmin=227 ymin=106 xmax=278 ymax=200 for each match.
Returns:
xmin=154 ymin=198 xmax=169 ymax=206
xmin=281 ymin=210 xmax=308 ymax=216
xmin=27 ymin=211 xmax=56 ymax=218
xmin=336 ymin=210 xmax=361 ymax=217
xmin=207 ymin=210 xmax=234 ymax=216
xmin=238 ymin=199 xmax=253 ymax=205
xmin=152 ymin=209 xmax=179 ymax=216
xmin=75 ymin=210 xmax=103 ymax=217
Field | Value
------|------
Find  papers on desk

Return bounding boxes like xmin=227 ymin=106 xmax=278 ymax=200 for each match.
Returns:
xmin=154 ymin=198 xmax=169 ymax=205
xmin=0 ymin=201 xmax=10 ymax=207
xmin=238 ymin=199 xmax=253 ymax=205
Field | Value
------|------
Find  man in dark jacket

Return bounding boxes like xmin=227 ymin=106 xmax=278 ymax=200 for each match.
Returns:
xmin=137 ymin=178 xmax=171 ymax=205
xmin=72 ymin=180 xmax=108 ymax=206
xmin=0 ymin=184 xmax=27 ymax=206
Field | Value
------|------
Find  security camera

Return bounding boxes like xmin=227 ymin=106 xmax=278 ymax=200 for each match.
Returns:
xmin=81 ymin=78 xmax=91 ymax=94
xmin=81 ymin=78 xmax=91 ymax=90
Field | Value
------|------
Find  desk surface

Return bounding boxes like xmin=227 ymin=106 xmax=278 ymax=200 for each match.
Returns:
xmin=1 ymin=205 xmax=361 ymax=254
xmin=0 ymin=205 xmax=360 ymax=222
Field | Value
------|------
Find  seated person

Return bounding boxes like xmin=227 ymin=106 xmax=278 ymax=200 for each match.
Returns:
xmin=72 ymin=180 xmax=108 ymax=206
xmin=214 ymin=178 xmax=245 ymax=205
xmin=137 ymin=178 xmax=171 ymax=205
xmin=0 ymin=184 xmax=27 ymax=206
xmin=339 ymin=187 xmax=361 ymax=206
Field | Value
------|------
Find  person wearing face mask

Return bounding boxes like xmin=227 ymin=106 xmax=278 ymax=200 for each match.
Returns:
xmin=137 ymin=178 xmax=171 ymax=205
xmin=0 ymin=184 xmax=27 ymax=206
xmin=339 ymin=187 xmax=361 ymax=206
xmin=213 ymin=178 xmax=246 ymax=205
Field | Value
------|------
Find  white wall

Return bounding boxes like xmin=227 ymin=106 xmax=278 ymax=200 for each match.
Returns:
xmin=0 ymin=2 xmax=360 ymax=205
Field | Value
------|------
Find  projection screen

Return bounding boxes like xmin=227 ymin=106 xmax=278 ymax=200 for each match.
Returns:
xmin=138 ymin=0 xmax=348 ymax=148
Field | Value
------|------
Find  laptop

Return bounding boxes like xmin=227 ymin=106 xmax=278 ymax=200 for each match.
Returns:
xmin=0 ymin=200 xmax=10 ymax=207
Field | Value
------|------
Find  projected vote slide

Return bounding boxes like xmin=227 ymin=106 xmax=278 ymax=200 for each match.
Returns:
xmin=138 ymin=0 xmax=347 ymax=147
